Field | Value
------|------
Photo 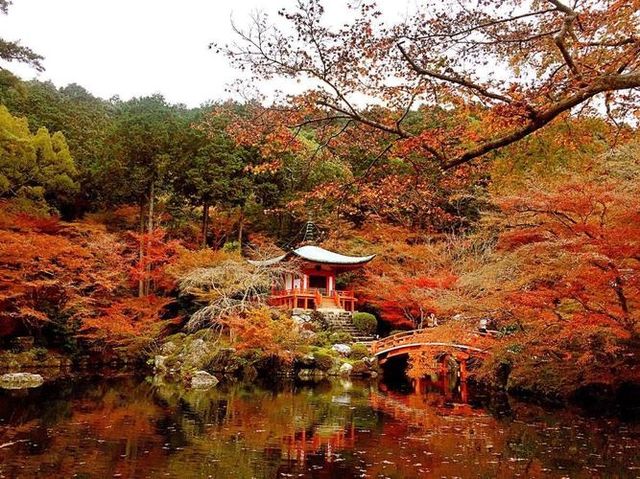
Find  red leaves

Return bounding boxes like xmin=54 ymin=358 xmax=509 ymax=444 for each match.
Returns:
xmin=0 ymin=205 xmax=177 ymax=349
xmin=128 ymin=228 xmax=180 ymax=292
xmin=83 ymin=295 xmax=170 ymax=341
xmin=362 ymin=271 xmax=459 ymax=329
xmin=496 ymin=174 xmax=640 ymax=352
xmin=224 ymin=308 xmax=301 ymax=363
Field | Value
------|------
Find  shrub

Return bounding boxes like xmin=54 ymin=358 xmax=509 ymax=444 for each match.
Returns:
xmin=350 ymin=360 xmax=370 ymax=376
xmin=311 ymin=331 xmax=333 ymax=347
xmin=349 ymin=343 xmax=370 ymax=360
xmin=313 ymin=351 xmax=334 ymax=371
xmin=353 ymin=312 xmax=377 ymax=335
xmin=310 ymin=310 xmax=328 ymax=329
xmin=33 ymin=347 xmax=48 ymax=361
xmin=329 ymin=332 xmax=352 ymax=344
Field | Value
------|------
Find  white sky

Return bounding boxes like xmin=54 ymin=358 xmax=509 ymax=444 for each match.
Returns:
xmin=0 ymin=0 xmax=408 ymax=107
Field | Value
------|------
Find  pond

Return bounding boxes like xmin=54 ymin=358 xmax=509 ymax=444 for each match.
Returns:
xmin=0 ymin=374 xmax=639 ymax=478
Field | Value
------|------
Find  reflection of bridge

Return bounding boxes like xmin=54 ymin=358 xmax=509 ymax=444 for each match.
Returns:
xmin=370 ymin=390 xmax=486 ymax=428
xmin=278 ymin=425 xmax=356 ymax=463
xmin=370 ymin=330 xmax=493 ymax=382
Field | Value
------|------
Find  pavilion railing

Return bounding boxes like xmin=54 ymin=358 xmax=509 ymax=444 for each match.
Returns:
xmin=332 ymin=290 xmax=341 ymax=308
xmin=271 ymin=288 xmax=356 ymax=299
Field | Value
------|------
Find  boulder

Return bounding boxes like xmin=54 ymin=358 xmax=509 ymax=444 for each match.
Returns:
xmin=160 ymin=341 xmax=178 ymax=356
xmin=292 ymin=313 xmax=312 ymax=324
xmin=332 ymin=344 xmax=352 ymax=356
xmin=350 ymin=360 xmax=370 ymax=376
xmin=0 ymin=372 xmax=44 ymax=389
xmin=183 ymin=339 xmax=212 ymax=371
xmin=190 ymin=370 xmax=219 ymax=389
xmin=154 ymin=355 xmax=168 ymax=372
xmin=339 ymin=363 xmax=353 ymax=377
xmin=298 ymin=354 xmax=316 ymax=368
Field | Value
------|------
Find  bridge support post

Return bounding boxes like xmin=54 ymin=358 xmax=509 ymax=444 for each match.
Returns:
xmin=413 ymin=376 xmax=424 ymax=393
xmin=459 ymin=358 xmax=467 ymax=382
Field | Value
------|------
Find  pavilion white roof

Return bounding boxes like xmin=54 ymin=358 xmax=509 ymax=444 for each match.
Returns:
xmin=247 ymin=245 xmax=375 ymax=267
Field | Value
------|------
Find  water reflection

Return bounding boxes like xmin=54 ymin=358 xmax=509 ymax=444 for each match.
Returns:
xmin=0 ymin=374 xmax=638 ymax=478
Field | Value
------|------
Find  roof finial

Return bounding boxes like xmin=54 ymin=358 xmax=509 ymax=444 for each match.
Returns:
xmin=300 ymin=218 xmax=322 ymax=245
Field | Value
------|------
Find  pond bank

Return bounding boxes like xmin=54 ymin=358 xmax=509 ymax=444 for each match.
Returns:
xmin=1 ymin=334 xmax=639 ymax=417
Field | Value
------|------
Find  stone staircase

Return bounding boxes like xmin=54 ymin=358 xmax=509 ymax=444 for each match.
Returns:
xmin=318 ymin=310 xmax=375 ymax=343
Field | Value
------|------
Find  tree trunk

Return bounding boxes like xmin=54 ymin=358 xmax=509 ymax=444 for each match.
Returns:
xmin=201 ymin=203 xmax=210 ymax=249
xmin=145 ymin=181 xmax=155 ymax=296
xmin=237 ymin=207 xmax=244 ymax=253
xmin=138 ymin=201 xmax=145 ymax=298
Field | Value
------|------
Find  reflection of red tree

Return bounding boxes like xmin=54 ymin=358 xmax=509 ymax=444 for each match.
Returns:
xmin=0 ymin=379 xmax=173 ymax=479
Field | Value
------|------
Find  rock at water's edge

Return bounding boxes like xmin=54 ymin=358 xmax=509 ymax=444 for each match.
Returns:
xmin=339 ymin=363 xmax=353 ymax=377
xmin=191 ymin=370 xmax=219 ymax=389
xmin=0 ymin=372 xmax=44 ymax=389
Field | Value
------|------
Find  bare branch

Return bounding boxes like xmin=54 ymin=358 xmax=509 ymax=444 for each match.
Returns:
xmin=397 ymin=43 xmax=513 ymax=104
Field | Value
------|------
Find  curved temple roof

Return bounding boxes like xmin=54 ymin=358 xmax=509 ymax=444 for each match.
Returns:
xmin=247 ymin=245 xmax=375 ymax=267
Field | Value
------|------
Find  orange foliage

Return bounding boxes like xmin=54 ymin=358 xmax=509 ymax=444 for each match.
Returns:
xmin=497 ymin=180 xmax=640 ymax=339
xmin=128 ymin=228 xmax=180 ymax=292
xmin=0 ymin=203 xmax=177 ymax=351
xmin=224 ymin=308 xmax=303 ymax=363
xmin=83 ymin=295 xmax=171 ymax=344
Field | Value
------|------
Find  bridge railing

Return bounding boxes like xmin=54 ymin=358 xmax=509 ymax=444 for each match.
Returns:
xmin=371 ymin=329 xmax=490 ymax=356
xmin=370 ymin=330 xmax=424 ymax=354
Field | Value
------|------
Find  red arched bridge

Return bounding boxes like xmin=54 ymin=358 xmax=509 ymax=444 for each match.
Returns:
xmin=369 ymin=329 xmax=494 ymax=383
xmin=371 ymin=329 xmax=491 ymax=359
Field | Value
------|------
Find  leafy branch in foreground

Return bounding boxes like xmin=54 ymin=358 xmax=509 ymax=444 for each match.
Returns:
xmin=0 ymin=1 xmax=44 ymax=72
xmin=220 ymin=0 xmax=639 ymax=170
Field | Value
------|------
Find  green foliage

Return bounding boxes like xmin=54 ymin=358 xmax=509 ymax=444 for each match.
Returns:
xmin=0 ymin=105 xmax=78 ymax=204
xmin=329 ymin=332 xmax=352 ymax=344
xmin=171 ymin=109 xmax=251 ymax=210
xmin=313 ymin=351 xmax=334 ymax=371
xmin=310 ymin=330 xmax=332 ymax=347
xmin=222 ymin=241 xmax=240 ymax=252
xmin=106 ymin=95 xmax=186 ymax=206
xmin=352 ymin=312 xmax=377 ymax=335
xmin=0 ymin=2 xmax=44 ymax=71
xmin=349 ymin=343 xmax=369 ymax=360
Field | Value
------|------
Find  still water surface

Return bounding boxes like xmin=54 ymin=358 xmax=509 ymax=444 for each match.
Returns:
xmin=0 ymin=374 xmax=639 ymax=478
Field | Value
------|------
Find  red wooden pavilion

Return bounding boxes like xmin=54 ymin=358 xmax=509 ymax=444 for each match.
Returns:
xmin=249 ymin=245 xmax=375 ymax=311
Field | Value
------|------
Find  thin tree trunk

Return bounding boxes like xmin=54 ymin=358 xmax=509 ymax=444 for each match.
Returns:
xmin=145 ymin=181 xmax=155 ymax=296
xmin=237 ymin=206 xmax=244 ymax=253
xmin=138 ymin=201 xmax=145 ymax=298
xmin=201 ymin=202 xmax=209 ymax=249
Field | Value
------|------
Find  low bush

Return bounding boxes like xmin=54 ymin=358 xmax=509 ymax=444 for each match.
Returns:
xmin=313 ymin=351 xmax=334 ymax=371
xmin=349 ymin=343 xmax=369 ymax=360
xmin=353 ymin=312 xmax=377 ymax=335
xmin=311 ymin=331 xmax=333 ymax=347
xmin=329 ymin=332 xmax=353 ymax=344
